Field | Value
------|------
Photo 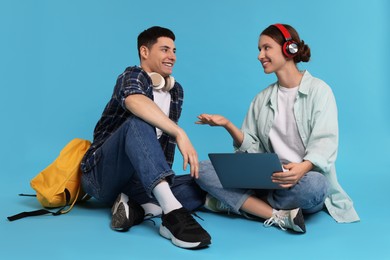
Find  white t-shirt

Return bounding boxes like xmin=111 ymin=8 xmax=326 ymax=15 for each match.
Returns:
xmin=269 ymin=85 xmax=305 ymax=164
xmin=153 ymin=89 xmax=171 ymax=139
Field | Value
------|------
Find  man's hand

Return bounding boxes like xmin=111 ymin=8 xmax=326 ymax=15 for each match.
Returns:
xmin=175 ymin=128 xmax=199 ymax=178
xmin=271 ymin=161 xmax=313 ymax=188
xmin=126 ymin=94 xmax=200 ymax=178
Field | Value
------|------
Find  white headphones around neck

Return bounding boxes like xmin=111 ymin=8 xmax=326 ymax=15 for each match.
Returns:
xmin=148 ymin=72 xmax=175 ymax=92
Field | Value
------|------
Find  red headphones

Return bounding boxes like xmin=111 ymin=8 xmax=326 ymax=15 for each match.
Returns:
xmin=273 ymin=23 xmax=298 ymax=58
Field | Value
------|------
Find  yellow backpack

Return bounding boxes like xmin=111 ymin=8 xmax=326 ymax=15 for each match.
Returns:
xmin=8 ymin=138 xmax=91 ymax=221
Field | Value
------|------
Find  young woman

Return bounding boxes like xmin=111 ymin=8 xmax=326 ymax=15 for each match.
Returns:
xmin=196 ymin=24 xmax=360 ymax=233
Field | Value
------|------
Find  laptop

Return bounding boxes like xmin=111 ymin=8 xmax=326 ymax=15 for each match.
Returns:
xmin=208 ymin=153 xmax=284 ymax=189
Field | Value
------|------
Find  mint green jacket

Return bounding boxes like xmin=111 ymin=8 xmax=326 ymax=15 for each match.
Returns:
xmin=235 ymin=71 xmax=360 ymax=223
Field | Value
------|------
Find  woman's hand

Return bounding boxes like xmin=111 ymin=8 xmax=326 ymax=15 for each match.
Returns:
xmin=195 ymin=114 xmax=230 ymax=127
xmin=271 ymin=161 xmax=313 ymax=188
xmin=196 ymin=113 xmax=244 ymax=147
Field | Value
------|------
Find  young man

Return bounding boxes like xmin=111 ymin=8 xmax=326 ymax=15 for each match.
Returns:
xmin=81 ymin=26 xmax=211 ymax=249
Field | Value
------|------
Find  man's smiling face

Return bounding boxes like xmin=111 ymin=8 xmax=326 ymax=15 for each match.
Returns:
xmin=140 ymin=37 xmax=176 ymax=77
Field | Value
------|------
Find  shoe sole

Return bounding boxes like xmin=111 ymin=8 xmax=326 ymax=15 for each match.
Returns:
xmin=111 ymin=203 xmax=131 ymax=231
xmin=291 ymin=209 xmax=306 ymax=233
xmin=159 ymin=225 xmax=211 ymax=249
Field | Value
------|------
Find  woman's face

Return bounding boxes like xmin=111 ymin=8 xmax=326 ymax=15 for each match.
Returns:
xmin=257 ymin=35 xmax=287 ymax=74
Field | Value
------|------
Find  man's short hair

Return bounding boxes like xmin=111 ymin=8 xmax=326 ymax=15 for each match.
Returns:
xmin=137 ymin=26 xmax=175 ymax=59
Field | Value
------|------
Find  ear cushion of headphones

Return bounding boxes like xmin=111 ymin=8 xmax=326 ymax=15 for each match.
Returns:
xmin=148 ymin=72 xmax=165 ymax=90
xmin=164 ymin=75 xmax=175 ymax=91
xmin=283 ymin=41 xmax=298 ymax=58
xmin=148 ymin=72 xmax=175 ymax=91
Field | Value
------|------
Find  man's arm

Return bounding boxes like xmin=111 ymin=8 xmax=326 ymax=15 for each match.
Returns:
xmin=125 ymin=94 xmax=199 ymax=178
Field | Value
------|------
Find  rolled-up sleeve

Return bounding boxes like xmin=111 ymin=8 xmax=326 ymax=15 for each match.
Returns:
xmin=116 ymin=67 xmax=152 ymax=111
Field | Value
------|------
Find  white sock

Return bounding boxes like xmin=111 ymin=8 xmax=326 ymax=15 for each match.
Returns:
xmin=152 ymin=181 xmax=182 ymax=214
xmin=141 ymin=203 xmax=163 ymax=219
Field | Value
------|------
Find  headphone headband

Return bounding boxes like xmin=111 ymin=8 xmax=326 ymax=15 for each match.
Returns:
xmin=273 ymin=23 xmax=293 ymax=41
xmin=272 ymin=23 xmax=298 ymax=58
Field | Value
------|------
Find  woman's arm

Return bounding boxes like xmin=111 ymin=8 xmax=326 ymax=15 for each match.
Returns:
xmin=196 ymin=114 xmax=244 ymax=147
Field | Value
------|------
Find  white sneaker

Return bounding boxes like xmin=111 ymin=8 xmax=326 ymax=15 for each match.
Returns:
xmin=264 ymin=208 xmax=306 ymax=233
xmin=204 ymin=194 xmax=230 ymax=213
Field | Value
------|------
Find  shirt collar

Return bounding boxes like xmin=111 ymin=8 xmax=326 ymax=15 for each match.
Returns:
xmin=267 ymin=70 xmax=312 ymax=107
xmin=297 ymin=70 xmax=312 ymax=96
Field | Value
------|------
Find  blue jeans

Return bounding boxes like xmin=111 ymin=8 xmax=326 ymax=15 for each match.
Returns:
xmin=81 ymin=116 xmax=206 ymax=211
xmin=196 ymin=160 xmax=329 ymax=215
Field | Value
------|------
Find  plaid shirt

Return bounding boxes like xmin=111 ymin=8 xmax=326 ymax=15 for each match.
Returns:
xmin=81 ymin=66 xmax=184 ymax=172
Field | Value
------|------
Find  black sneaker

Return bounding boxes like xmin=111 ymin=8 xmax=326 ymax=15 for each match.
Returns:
xmin=111 ymin=193 xmax=145 ymax=231
xmin=159 ymin=207 xmax=211 ymax=249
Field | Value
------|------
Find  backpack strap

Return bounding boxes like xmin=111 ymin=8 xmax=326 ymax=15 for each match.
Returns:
xmin=7 ymin=188 xmax=76 ymax=221
xmin=59 ymin=186 xmax=80 ymax=214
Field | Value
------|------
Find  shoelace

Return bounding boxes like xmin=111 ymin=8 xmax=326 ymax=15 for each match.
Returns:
xmin=192 ymin=212 xmax=204 ymax=221
xmin=144 ymin=213 xmax=156 ymax=226
xmin=263 ymin=214 xmax=287 ymax=231
xmin=175 ymin=209 xmax=204 ymax=228
xmin=217 ymin=202 xmax=231 ymax=213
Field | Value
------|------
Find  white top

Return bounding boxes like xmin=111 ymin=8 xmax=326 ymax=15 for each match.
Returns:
xmin=269 ymin=85 xmax=305 ymax=164
xmin=153 ymin=89 xmax=171 ymax=139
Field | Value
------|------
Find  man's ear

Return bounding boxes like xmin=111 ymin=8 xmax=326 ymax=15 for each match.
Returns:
xmin=140 ymin=46 xmax=149 ymax=60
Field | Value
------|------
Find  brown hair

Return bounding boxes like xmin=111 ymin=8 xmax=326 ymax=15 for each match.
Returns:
xmin=261 ymin=24 xmax=311 ymax=63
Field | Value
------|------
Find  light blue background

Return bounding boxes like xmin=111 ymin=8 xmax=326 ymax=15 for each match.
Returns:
xmin=1 ymin=0 xmax=389 ymax=259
